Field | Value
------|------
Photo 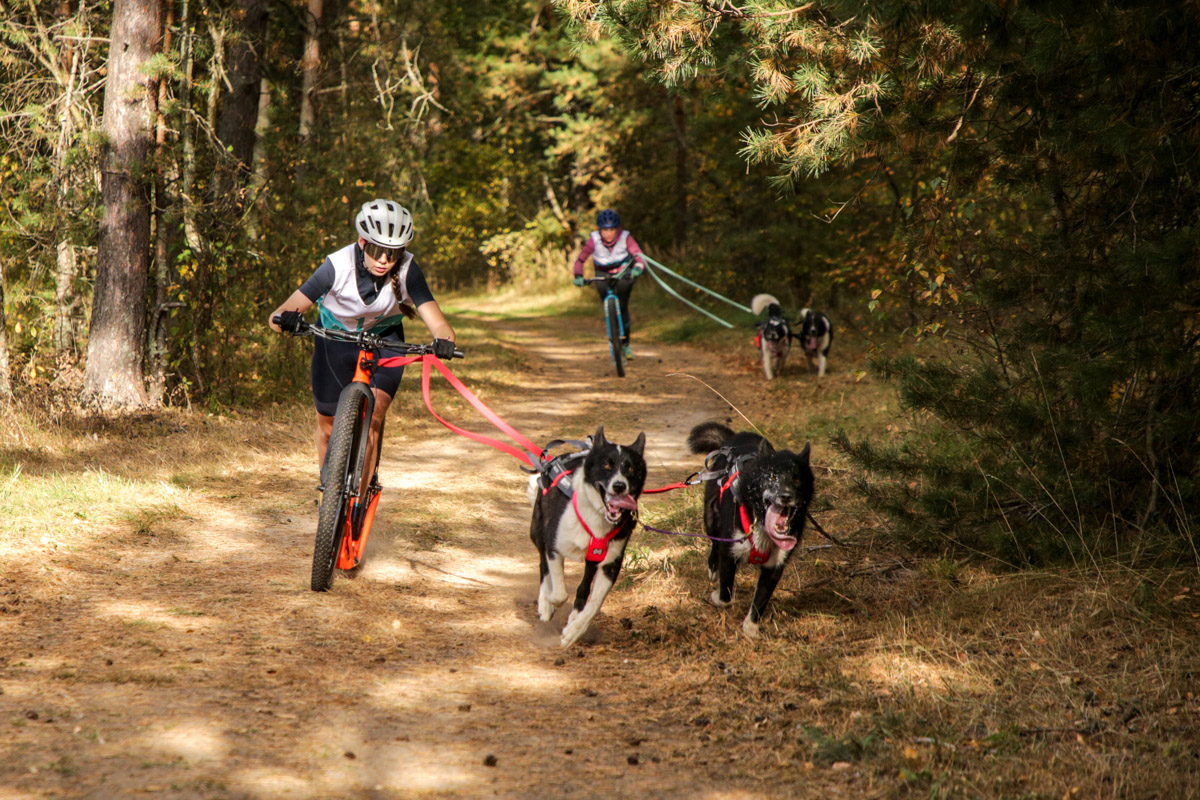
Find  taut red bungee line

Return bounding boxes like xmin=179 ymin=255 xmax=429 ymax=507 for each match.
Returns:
xmin=376 ymin=353 xmax=693 ymax=494
xmin=377 ymin=354 xmax=542 ymax=469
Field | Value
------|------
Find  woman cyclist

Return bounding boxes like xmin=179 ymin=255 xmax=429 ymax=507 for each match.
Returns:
xmin=572 ymin=208 xmax=645 ymax=359
xmin=269 ymin=198 xmax=457 ymax=492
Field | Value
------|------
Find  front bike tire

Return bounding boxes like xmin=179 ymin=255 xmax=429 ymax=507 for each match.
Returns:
xmin=605 ymin=297 xmax=626 ymax=378
xmin=312 ymin=385 xmax=371 ymax=591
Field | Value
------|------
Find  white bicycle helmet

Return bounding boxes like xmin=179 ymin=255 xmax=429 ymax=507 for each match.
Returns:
xmin=355 ymin=198 xmax=414 ymax=248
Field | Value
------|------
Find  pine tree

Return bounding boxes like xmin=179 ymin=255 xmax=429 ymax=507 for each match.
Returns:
xmin=560 ymin=0 xmax=1200 ymax=561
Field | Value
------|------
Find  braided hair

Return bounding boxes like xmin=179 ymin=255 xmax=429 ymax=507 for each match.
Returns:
xmin=387 ymin=254 xmax=418 ymax=320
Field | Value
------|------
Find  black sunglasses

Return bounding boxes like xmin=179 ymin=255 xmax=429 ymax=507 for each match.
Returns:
xmin=363 ymin=241 xmax=404 ymax=263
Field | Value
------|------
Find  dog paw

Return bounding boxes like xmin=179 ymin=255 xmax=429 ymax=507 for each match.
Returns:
xmin=741 ymin=617 xmax=760 ymax=639
xmin=537 ymin=596 xmax=554 ymax=622
xmin=708 ymin=590 xmax=731 ymax=608
xmin=560 ymin=620 xmax=586 ymax=648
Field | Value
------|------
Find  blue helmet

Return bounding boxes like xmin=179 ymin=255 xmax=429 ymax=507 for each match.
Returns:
xmin=596 ymin=209 xmax=621 ymax=229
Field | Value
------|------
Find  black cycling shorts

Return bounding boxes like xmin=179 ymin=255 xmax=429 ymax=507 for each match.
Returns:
xmin=310 ymin=335 xmax=408 ymax=417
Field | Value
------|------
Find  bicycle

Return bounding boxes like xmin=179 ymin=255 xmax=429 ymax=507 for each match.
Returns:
xmin=584 ymin=264 xmax=633 ymax=378
xmin=273 ymin=316 xmax=465 ymax=591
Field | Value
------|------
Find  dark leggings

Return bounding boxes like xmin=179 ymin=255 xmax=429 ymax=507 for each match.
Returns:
xmin=593 ymin=272 xmax=635 ymax=343
xmin=310 ymin=335 xmax=407 ymax=417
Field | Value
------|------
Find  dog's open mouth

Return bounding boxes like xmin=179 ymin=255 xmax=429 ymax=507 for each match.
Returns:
xmin=763 ymin=503 xmax=797 ymax=550
xmin=805 ymin=336 xmax=819 ymax=352
xmin=603 ymin=492 xmax=638 ymax=524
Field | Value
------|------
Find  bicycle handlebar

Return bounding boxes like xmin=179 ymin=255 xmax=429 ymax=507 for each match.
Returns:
xmin=583 ymin=265 xmax=634 ymax=285
xmin=272 ymin=317 xmax=465 ymax=359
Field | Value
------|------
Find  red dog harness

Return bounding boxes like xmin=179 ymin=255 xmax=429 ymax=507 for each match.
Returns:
xmin=571 ymin=492 xmax=623 ymax=562
xmin=719 ymin=470 xmax=772 ymax=566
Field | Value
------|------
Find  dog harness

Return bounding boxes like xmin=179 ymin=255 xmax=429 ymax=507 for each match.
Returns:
xmin=717 ymin=466 xmax=773 ymax=566
xmin=530 ymin=438 xmax=591 ymax=498
xmin=529 ymin=437 xmax=631 ymax=563
xmin=571 ymin=491 xmax=626 ymax=562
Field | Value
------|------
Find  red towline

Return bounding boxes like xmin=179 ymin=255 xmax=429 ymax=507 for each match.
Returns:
xmin=378 ymin=354 xmax=694 ymax=494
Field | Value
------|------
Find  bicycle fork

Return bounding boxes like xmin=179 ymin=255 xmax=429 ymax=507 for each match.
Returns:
xmin=604 ymin=295 xmax=626 ymax=358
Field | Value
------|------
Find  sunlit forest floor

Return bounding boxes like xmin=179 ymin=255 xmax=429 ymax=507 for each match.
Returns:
xmin=1 ymin=284 xmax=1197 ymax=799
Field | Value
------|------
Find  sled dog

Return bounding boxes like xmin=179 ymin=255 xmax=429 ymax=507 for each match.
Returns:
xmin=797 ymin=308 xmax=833 ymax=378
xmin=751 ymin=293 xmax=791 ymax=380
xmin=687 ymin=421 xmax=814 ymax=638
xmin=528 ymin=426 xmax=647 ymax=647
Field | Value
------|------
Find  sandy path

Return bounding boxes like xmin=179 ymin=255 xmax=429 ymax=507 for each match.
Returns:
xmin=1 ymin=306 xmax=863 ymax=800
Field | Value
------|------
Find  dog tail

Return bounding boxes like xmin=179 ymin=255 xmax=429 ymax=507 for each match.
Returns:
xmin=688 ymin=422 xmax=735 ymax=454
xmin=751 ymin=293 xmax=781 ymax=317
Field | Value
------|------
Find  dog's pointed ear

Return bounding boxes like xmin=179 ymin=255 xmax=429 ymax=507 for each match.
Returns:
xmin=593 ymin=426 xmax=607 ymax=448
xmin=630 ymin=432 xmax=646 ymax=455
xmin=796 ymin=441 xmax=812 ymax=464
xmin=756 ymin=437 xmax=775 ymax=457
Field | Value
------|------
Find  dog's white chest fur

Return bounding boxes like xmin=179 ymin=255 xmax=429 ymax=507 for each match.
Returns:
xmin=527 ymin=470 xmax=624 ymax=562
xmin=731 ymin=524 xmax=787 ymax=568
xmin=556 ymin=479 xmax=619 ymax=560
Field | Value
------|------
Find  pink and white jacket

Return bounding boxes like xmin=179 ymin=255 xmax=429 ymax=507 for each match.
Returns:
xmin=573 ymin=228 xmax=646 ymax=277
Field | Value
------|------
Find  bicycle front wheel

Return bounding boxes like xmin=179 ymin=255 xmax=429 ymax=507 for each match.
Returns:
xmin=606 ymin=297 xmax=625 ymax=378
xmin=312 ymin=385 xmax=371 ymax=591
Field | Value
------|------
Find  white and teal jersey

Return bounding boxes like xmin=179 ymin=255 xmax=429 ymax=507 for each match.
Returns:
xmin=299 ymin=243 xmax=434 ymax=333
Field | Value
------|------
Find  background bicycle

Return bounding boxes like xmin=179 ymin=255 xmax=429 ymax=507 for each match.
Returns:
xmin=584 ymin=265 xmax=633 ymax=377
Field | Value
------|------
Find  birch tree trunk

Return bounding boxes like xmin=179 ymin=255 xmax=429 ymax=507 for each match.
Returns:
xmin=85 ymin=0 xmax=163 ymax=407
xmin=298 ymin=0 xmax=323 ymax=143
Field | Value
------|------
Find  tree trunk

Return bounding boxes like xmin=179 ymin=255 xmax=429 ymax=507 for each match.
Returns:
xmin=215 ymin=0 xmax=269 ymax=199
xmin=85 ymin=0 xmax=163 ymax=408
xmin=148 ymin=2 xmax=176 ymax=407
xmin=0 ymin=258 xmax=12 ymax=402
xmin=298 ymin=0 xmax=323 ymax=143
xmin=245 ymin=76 xmax=273 ymax=241
xmin=55 ymin=241 xmax=82 ymax=353
xmin=53 ymin=1 xmax=82 ymax=355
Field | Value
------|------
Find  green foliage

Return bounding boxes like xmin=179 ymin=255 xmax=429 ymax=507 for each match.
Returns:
xmin=560 ymin=0 xmax=1200 ymax=559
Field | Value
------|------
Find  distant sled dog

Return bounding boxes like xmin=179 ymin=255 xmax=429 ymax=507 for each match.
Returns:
xmin=751 ymin=293 xmax=791 ymax=380
xmin=687 ymin=422 xmax=814 ymax=638
xmin=528 ymin=426 xmax=647 ymax=647
xmin=797 ymin=308 xmax=833 ymax=378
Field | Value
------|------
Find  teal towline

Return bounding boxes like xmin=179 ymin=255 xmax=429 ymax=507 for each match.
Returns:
xmin=640 ymin=255 xmax=753 ymax=329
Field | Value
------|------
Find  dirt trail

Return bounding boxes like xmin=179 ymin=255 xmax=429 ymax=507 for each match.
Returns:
xmin=1 ymin=303 xmax=864 ymax=800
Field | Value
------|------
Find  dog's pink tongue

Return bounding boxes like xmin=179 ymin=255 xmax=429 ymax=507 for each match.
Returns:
xmin=764 ymin=505 xmax=797 ymax=550
xmin=806 ymin=336 xmax=818 ymax=351
xmin=606 ymin=494 xmax=638 ymax=511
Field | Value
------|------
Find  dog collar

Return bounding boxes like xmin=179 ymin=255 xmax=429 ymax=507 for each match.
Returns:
xmin=572 ymin=491 xmax=623 ymax=562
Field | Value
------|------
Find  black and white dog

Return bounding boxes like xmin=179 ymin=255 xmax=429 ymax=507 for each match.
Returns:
xmin=797 ymin=308 xmax=833 ymax=378
xmin=528 ymin=426 xmax=647 ymax=647
xmin=688 ymin=422 xmax=814 ymax=638
xmin=751 ymin=293 xmax=791 ymax=380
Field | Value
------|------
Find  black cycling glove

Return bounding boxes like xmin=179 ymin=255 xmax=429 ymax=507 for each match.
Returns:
xmin=277 ymin=310 xmax=304 ymax=333
xmin=433 ymin=338 xmax=456 ymax=359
